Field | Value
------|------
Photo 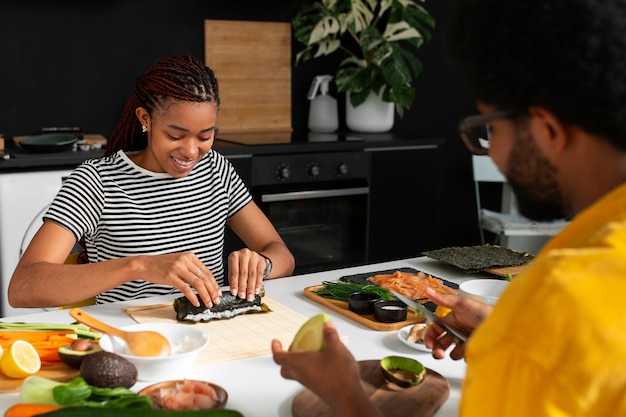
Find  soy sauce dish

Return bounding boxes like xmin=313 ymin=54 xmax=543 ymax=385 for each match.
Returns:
xmin=348 ymin=292 xmax=381 ymax=315
xmin=373 ymin=300 xmax=408 ymax=323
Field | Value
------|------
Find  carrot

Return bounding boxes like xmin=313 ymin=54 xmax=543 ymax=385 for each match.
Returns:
xmin=4 ymin=404 xmax=61 ymax=417
xmin=36 ymin=349 xmax=62 ymax=363
xmin=0 ymin=331 xmax=76 ymax=363
xmin=0 ymin=330 xmax=75 ymax=340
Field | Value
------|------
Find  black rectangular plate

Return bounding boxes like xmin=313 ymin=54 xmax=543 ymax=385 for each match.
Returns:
xmin=339 ymin=267 xmax=459 ymax=289
xmin=338 ymin=267 xmax=459 ymax=312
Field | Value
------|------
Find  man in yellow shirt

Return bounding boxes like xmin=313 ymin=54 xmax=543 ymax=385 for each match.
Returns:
xmin=271 ymin=0 xmax=626 ymax=416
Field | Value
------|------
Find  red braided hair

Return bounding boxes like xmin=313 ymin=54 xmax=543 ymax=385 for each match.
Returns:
xmin=105 ymin=55 xmax=220 ymax=156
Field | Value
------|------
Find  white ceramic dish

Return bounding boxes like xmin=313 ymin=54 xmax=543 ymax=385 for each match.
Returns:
xmin=397 ymin=324 xmax=431 ymax=352
xmin=459 ymin=279 xmax=509 ymax=305
xmin=99 ymin=323 xmax=210 ymax=381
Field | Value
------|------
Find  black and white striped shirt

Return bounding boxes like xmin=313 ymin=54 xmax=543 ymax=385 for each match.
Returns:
xmin=45 ymin=149 xmax=252 ymax=303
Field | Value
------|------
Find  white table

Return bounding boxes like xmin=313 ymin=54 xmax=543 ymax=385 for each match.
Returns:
xmin=0 ymin=257 xmax=490 ymax=416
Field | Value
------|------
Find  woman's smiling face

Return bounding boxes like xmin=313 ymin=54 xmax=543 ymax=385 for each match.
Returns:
xmin=134 ymin=99 xmax=218 ymax=177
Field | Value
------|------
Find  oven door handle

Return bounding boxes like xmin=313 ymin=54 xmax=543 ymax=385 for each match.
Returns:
xmin=261 ymin=187 xmax=369 ymax=203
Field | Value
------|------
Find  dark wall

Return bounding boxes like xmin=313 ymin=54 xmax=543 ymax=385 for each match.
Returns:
xmin=0 ymin=0 xmax=481 ymax=249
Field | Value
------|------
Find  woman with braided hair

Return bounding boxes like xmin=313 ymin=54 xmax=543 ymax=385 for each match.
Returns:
xmin=9 ymin=55 xmax=294 ymax=309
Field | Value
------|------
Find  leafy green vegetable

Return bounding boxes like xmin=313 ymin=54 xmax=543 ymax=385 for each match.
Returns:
xmin=505 ymin=273 xmax=514 ymax=282
xmin=53 ymin=378 xmax=92 ymax=405
xmin=20 ymin=376 xmax=60 ymax=405
xmin=20 ymin=376 xmax=151 ymax=409
xmin=314 ymin=281 xmax=393 ymax=301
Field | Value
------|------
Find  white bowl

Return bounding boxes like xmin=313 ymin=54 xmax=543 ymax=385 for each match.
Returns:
xmin=99 ymin=323 xmax=210 ymax=381
xmin=459 ymin=279 xmax=509 ymax=305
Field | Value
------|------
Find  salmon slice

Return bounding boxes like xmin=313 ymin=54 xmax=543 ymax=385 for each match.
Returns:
xmin=367 ymin=270 xmax=457 ymax=302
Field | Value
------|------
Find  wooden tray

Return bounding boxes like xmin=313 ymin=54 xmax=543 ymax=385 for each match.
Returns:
xmin=0 ymin=362 xmax=79 ymax=393
xmin=304 ymin=285 xmax=425 ymax=331
xmin=292 ymin=360 xmax=449 ymax=417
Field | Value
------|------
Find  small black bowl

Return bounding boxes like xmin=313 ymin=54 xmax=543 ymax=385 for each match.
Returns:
xmin=374 ymin=300 xmax=408 ymax=323
xmin=348 ymin=292 xmax=381 ymax=315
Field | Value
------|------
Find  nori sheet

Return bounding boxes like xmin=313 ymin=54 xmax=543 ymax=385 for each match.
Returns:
xmin=173 ymin=292 xmax=270 ymax=322
xmin=422 ymin=245 xmax=534 ymax=273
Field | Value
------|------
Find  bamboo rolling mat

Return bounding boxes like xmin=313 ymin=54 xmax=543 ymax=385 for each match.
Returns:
xmin=123 ymin=298 xmax=310 ymax=366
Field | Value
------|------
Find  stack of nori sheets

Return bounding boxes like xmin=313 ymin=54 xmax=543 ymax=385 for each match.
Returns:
xmin=422 ymin=244 xmax=534 ymax=273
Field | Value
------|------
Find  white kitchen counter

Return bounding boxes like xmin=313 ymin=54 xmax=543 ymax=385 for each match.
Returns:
xmin=0 ymin=257 xmax=491 ymax=416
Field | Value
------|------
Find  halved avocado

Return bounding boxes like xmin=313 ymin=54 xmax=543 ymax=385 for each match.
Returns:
xmin=380 ymin=355 xmax=425 ymax=388
xmin=289 ymin=313 xmax=330 ymax=351
xmin=58 ymin=341 xmax=102 ymax=369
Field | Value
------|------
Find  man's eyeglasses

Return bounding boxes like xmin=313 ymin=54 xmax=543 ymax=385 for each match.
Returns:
xmin=458 ymin=110 xmax=516 ymax=155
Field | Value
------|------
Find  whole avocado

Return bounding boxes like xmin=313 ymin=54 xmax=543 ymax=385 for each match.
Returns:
xmin=80 ymin=351 xmax=138 ymax=388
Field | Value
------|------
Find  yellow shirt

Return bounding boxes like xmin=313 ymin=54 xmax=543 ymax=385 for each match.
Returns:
xmin=461 ymin=183 xmax=626 ymax=417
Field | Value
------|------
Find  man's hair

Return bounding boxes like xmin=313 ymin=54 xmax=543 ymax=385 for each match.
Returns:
xmin=448 ymin=0 xmax=626 ymax=150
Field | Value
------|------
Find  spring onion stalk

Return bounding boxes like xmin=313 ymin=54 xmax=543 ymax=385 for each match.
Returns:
xmin=314 ymin=281 xmax=393 ymax=301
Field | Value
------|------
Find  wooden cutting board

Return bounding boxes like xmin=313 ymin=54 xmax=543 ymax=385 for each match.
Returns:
xmin=204 ymin=20 xmax=292 ymax=134
xmin=0 ymin=362 xmax=79 ymax=393
xmin=304 ymin=286 xmax=426 ymax=331
xmin=292 ymin=360 xmax=449 ymax=417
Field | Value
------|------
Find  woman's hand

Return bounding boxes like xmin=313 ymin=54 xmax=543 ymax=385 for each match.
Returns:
xmin=272 ymin=322 xmax=382 ymax=417
xmin=227 ymin=248 xmax=267 ymax=301
xmin=424 ymin=287 xmax=493 ymax=360
xmin=141 ymin=252 xmax=221 ymax=308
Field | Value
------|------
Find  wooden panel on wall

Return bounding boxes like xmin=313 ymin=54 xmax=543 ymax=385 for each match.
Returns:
xmin=204 ymin=20 xmax=292 ymax=134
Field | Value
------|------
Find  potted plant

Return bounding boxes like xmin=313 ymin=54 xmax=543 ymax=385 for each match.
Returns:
xmin=292 ymin=0 xmax=435 ymax=131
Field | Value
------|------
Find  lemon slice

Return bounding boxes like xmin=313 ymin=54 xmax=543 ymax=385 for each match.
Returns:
xmin=1 ymin=340 xmax=41 ymax=378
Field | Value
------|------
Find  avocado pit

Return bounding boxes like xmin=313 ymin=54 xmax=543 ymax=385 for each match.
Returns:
xmin=58 ymin=339 xmax=103 ymax=369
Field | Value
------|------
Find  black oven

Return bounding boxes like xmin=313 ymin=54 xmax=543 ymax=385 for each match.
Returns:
xmin=250 ymin=151 xmax=370 ymax=275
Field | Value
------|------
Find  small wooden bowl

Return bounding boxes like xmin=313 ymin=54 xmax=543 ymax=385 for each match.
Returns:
xmin=139 ymin=380 xmax=228 ymax=410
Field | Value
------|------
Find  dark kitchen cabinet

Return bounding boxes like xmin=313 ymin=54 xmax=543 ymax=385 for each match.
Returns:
xmin=367 ymin=143 xmax=444 ymax=263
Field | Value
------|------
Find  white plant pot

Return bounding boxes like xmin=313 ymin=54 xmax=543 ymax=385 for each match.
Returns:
xmin=346 ymin=91 xmax=394 ymax=133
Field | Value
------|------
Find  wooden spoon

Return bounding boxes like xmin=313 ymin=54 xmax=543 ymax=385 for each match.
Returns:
xmin=70 ymin=308 xmax=172 ymax=357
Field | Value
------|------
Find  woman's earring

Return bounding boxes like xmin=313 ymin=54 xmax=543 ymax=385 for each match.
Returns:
xmin=141 ymin=125 xmax=148 ymax=133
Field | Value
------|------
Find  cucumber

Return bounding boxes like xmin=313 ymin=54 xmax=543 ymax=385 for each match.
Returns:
xmin=39 ymin=408 xmax=244 ymax=417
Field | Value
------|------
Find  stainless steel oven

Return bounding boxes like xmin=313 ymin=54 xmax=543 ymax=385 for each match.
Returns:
xmin=250 ymin=151 xmax=370 ymax=274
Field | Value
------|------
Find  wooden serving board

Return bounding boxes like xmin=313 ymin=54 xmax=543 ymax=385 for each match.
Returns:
xmin=292 ymin=360 xmax=449 ymax=417
xmin=204 ymin=20 xmax=292 ymax=134
xmin=0 ymin=362 xmax=79 ymax=393
xmin=484 ymin=264 xmax=526 ymax=278
xmin=304 ymin=286 xmax=425 ymax=331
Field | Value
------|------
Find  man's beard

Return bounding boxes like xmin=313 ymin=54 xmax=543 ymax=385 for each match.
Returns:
xmin=505 ymin=124 xmax=568 ymax=221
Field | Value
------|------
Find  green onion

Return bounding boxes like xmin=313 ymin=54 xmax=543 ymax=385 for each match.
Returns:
xmin=0 ymin=321 xmax=102 ymax=339
xmin=313 ymin=281 xmax=392 ymax=301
